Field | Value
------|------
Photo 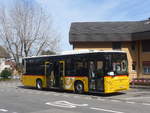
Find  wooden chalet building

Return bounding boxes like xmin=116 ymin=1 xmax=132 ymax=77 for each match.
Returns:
xmin=69 ymin=19 xmax=150 ymax=80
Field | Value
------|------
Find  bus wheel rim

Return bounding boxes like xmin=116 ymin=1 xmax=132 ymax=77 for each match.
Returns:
xmin=37 ymin=82 xmax=41 ymax=89
xmin=77 ymin=84 xmax=82 ymax=92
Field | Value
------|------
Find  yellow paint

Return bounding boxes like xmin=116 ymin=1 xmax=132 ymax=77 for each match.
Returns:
xmin=104 ymin=76 xmax=129 ymax=93
xmin=63 ymin=77 xmax=89 ymax=92
xmin=22 ymin=74 xmax=129 ymax=94
xmin=22 ymin=75 xmax=46 ymax=88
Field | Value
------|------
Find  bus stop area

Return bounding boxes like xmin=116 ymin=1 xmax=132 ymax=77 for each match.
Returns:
xmin=0 ymin=80 xmax=150 ymax=113
xmin=1 ymin=80 xmax=150 ymax=102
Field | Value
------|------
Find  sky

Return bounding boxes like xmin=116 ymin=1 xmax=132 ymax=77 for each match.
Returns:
xmin=2 ymin=0 xmax=150 ymax=51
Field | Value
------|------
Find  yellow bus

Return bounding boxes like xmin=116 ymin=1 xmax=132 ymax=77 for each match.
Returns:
xmin=21 ymin=50 xmax=129 ymax=94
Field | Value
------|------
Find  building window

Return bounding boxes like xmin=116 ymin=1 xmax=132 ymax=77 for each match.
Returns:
xmin=143 ymin=61 xmax=150 ymax=75
xmin=131 ymin=41 xmax=136 ymax=51
xmin=132 ymin=62 xmax=136 ymax=71
xmin=142 ymin=40 xmax=150 ymax=52
xmin=112 ymin=42 xmax=121 ymax=50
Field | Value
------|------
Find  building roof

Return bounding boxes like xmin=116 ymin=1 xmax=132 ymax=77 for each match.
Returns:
xmin=69 ymin=20 xmax=150 ymax=44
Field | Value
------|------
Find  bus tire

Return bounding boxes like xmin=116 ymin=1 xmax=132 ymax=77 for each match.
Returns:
xmin=74 ymin=81 xmax=84 ymax=94
xmin=36 ymin=79 xmax=42 ymax=90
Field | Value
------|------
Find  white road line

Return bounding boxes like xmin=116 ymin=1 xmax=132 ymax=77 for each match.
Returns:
xmin=0 ymin=109 xmax=8 ymax=112
xmin=85 ymin=97 xmax=91 ymax=99
xmin=46 ymin=100 xmax=88 ymax=108
xmin=46 ymin=102 xmax=75 ymax=108
xmin=127 ymin=91 xmax=150 ymax=94
xmin=110 ymin=100 xmax=120 ymax=102
xmin=126 ymin=101 xmax=135 ymax=104
xmin=97 ymin=98 xmax=105 ymax=101
xmin=63 ymin=95 xmax=69 ymax=97
xmin=73 ymin=96 xmax=79 ymax=98
xmin=56 ymin=101 xmax=88 ymax=107
xmin=53 ymin=93 xmax=60 ymax=96
xmin=91 ymin=107 xmax=124 ymax=113
xmin=125 ymin=97 xmax=150 ymax=100
xmin=142 ymin=103 xmax=150 ymax=106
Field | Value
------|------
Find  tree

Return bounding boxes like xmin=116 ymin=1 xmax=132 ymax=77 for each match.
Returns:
xmin=0 ymin=0 xmax=60 ymax=71
xmin=0 ymin=68 xmax=12 ymax=79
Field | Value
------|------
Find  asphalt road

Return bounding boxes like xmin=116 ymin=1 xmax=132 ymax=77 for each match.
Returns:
xmin=0 ymin=80 xmax=150 ymax=113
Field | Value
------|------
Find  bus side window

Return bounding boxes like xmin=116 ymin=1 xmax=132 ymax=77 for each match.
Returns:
xmin=76 ymin=61 xmax=84 ymax=75
xmin=66 ymin=58 xmax=76 ymax=76
xmin=96 ymin=61 xmax=104 ymax=75
xmin=76 ymin=61 xmax=88 ymax=76
xmin=97 ymin=61 xmax=103 ymax=70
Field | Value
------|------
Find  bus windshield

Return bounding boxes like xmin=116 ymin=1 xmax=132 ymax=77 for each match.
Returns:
xmin=112 ymin=53 xmax=128 ymax=75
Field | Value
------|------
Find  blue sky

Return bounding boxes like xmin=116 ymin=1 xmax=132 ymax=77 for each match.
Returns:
xmin=2 ymin=0 xmax=150 ymax=51
xmin=36 ymin=0 xmax=150 ymax=51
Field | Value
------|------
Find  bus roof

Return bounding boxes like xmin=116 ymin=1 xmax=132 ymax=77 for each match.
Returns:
xmin=23 ymin=50 xmax=126 ymax=59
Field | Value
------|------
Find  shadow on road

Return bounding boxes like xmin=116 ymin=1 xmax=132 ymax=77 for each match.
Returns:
xmin=18 ymin=86 xmax=37 ymax=90
xmin=18 ymin=85 xmax=126 ymax=97
xmin=87 ymin=92 xmax=125 ymax=97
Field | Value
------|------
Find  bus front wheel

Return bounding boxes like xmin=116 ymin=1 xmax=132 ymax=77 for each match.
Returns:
xmin=74 ymin=81 xmax=84 ymax=94
xmin=36 ymin=79 xmax=42 ymax=90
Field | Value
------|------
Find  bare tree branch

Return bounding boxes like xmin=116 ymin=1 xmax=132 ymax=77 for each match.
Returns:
xmin=0 ymin=0 xmax=60 ymax=70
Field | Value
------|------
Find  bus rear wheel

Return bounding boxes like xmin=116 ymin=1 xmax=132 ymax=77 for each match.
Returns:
xmin=36 ymin=79 xmax=42 ymax=90
xmin=75 ymin=81 xmax=84 ymax=94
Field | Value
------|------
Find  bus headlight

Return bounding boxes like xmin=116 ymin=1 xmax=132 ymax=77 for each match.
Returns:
xmin=107 ymin=72 xmax=115 ymax=76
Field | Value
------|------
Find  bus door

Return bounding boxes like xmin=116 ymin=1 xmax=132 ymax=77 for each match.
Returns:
xmin=54 ymin=61 xmax=65 ymax=88
xmin=45 ymin=61 xmax=54 ymax=88
xmin=89 ymin=61 xmax=104 ymax=92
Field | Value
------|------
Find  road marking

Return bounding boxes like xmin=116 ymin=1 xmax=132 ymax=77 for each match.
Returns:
xmin=125 ymin=97 xmax=150 ymax=100
xmin=73 ymin=95 xmax=80 ymax=98
xmin=126 ymin=101 xmax=135 ymax=104
xmin=53 ymin=93 xmax=60 ymax=96
xmin=142 ymin=103 xmax=150 ymax=106
xmin=85 ymin=97 xmax=91 ymax=99
xmin=46 ymin=102 xmax=75 ymax=108
xmin=91 ymin=107 xmax=124 ymax=113
xmin=63 ymin=94 xmax=69 ymax=97
xmin=127 ymin=91 xmax=150 ymax=94
xmin=0 ymin=109 xmax=8 ymax=112
xmin=57 ymin=101 xmax=88 ymax=107
xmin=46 ymin=100 xmax=88 ymax=108
xmin=110 ymin=100 xmax=120 ymax=102
xmin=97 ymin=98 xmax=105 ymax=101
